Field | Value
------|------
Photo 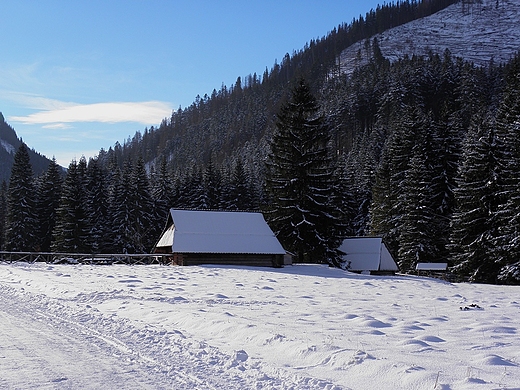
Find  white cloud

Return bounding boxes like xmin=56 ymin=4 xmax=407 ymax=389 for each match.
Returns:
xmin=9 ymin=101 xmax=173 ymax=125
xmin=42 ymin=123 xmax=72 ymax=129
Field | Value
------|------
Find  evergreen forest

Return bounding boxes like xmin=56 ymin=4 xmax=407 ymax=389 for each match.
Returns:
xmin=1 ymin=0 xmax=520 ymax=284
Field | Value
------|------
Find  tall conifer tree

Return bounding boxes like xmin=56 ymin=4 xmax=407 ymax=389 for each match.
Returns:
xmin=398 ymin=143 xmax=438 ymax=271
xmin=109 ymin=161 xmax=134 ymax=253
xmin=36 ymin=158 xmax=63 ymax=251
xmin=450 ymin=115 xmax=501 ymax=283
xmin=52 ymin=159 xmax=89 ymax=253
xmin=152 ymin=156 xmax=174 ymax=222
xmin=0 ymin=181 xmax=7 ymax=250
xmin=226 ymin=158 xmax=255 ymax=210
xmin=203 ymin=156 xmax=222 ymax=209
xmin=86 ymin=158 xmax=109 ymax=253
xmin=131 ymin=156 xmax=155 ymax=252
xmin=265 ymin=77 xmax=344 ymax=266
xmin=493 ymin=56 xmax=520 ymax=283
xmin=4 ymin=144 xmax=37 ymax=251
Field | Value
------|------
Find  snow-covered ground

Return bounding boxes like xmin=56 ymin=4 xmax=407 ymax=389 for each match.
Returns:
xmin=0 ymin=263 xmax=519 ymax=389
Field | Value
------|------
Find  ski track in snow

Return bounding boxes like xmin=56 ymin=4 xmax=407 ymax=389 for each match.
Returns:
xmin=1 ymin=263 xmax=520 ymax=389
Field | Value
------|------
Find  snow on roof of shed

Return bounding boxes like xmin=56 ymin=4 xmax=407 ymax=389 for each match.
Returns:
xmin=157 ymin=209 xmax=286 ymax=255
xmin=416 ymin=262 xmax=447 ymax=271
xmin=338 ymin=237 xmax=399 ymax=272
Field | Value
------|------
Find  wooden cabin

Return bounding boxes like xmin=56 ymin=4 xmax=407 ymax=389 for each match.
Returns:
xmin=153 ymin=209 xmax=286 ymax=267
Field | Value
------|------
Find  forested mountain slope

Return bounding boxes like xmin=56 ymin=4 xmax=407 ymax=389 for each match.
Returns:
xmin=102 ymin=0 xmax=460 ymax=174
xmin=0 ymin=113 xmax=53 ymax=183
xmin=82 ymin=0 xmax=520 ymax=282
xmin=106 ymin=0 xmax=520 ymax=177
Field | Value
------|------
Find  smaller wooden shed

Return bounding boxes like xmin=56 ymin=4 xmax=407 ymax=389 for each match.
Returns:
xmin=153 ymin=209 xmax=286 ymax=267
xmin=338 ymin=237 xmax=399 ymax=275
xmin=416 ymin=262 xmax=448 ymax=277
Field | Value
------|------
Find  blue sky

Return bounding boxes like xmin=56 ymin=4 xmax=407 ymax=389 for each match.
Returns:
xmin=0 ymin=1 xmax=381 ymax=166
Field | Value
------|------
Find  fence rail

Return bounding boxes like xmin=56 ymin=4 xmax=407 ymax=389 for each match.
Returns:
xmin=0 ymin=251 xmax=173 ymax=265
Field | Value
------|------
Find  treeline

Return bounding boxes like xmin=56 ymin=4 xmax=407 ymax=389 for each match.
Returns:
xmin=0 ymin=147 xmax=263 ymax=255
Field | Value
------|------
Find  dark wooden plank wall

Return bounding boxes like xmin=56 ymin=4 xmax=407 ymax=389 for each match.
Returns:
xmin=174 ymin=253 xmax=284 ymax=268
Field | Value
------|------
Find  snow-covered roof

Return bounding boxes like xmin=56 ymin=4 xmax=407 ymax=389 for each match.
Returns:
xmin=157 ymin=209 xmax=286 ymax=255
xmin=416 ymin=262 xmax=447 ymax=271
xmin=338 ymin=237 xmax=398 ymax=272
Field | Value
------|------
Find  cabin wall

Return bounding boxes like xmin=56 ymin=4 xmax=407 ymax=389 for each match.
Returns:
xmin=172 ymin=253 xmax=284 ymax=268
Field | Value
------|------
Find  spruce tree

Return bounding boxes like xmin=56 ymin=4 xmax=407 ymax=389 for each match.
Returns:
xmin=52 ymin=159 xmax=90 ymax=253
xmin=369 ymin=151 xmax=393 ymax=239
xmin=370 ymin=106 xmax=421 ymax=257
xmin=0 ymin=181 xmax=7 ymax=250
xmin=224 ymin=158 xmax=254 ymax=210
xmin=36 ymin=158 xmax=63 ymax=251
xmin=4 ymin=144 xmax=38 ymax=251
xmin=341 ymin=129 xmax=376 ymax=236
xmin=493 ymin=56 xmax=520 ymax=283
xmin=131 ymin=156 xmax=155 ymax=252
xmin=107 ymin=157 xmax=155 ymax=253
xmin=265 ymin=77 xmax=344 ymax=266
xmin=173 ymin=170 xmax=192 ymax=209
xmin=86 ymin=158 xmax=110 ymax=253
xmin=184 ymin=166 xmax=205 ymax=209
xmin=449 ymin=115 xmax=501 ymax=283
xmin=203 ymin=157 xmax=222 ymax=209
xmin=108 ymin=161 xmax=135 ymax=253
xmin=151 ymin=156 xmax=174 ymax=230
xmin=397 ymin=143 xmax=438 ymax=271
xmin=425 ymin=116 xmax=462 ymax=261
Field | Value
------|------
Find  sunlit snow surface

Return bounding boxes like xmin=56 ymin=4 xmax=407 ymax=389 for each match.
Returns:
xmin=340 ymin=0 xmax=520 ymax=75
xmin=1 ymin=263 xmax=519 ymax=389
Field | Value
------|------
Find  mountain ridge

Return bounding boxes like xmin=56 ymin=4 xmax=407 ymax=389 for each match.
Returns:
xmin=0 ymin=113 xmax=54 ymax=183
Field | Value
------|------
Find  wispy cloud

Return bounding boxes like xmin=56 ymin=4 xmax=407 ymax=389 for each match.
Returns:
xmin=42 ymin=123 xmax=73 ymax=129
xmin=9 ymin=101 xmax=172 ymax=125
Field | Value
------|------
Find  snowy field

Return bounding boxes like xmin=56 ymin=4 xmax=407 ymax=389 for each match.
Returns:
xmin=0 ymin=263 xmax=519 ymax=390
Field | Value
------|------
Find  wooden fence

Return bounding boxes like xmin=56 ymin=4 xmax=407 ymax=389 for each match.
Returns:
xmin=0 ymin=251 xmax=173 ymax=265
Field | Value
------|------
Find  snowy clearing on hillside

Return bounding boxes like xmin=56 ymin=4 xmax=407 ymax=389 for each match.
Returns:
xmin=340 ymin=0 xmax=520 ymax=74
xmin=1 ymin=263 xmax=519 ymax=389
